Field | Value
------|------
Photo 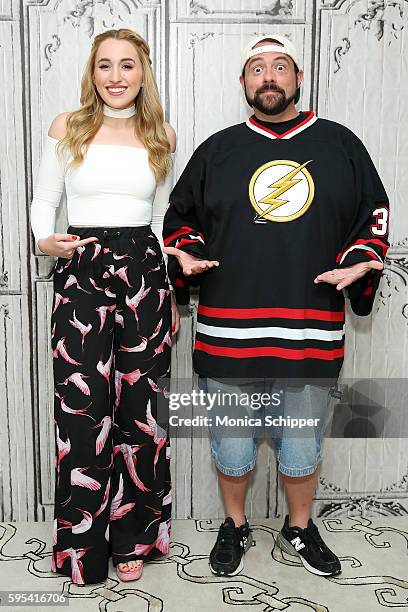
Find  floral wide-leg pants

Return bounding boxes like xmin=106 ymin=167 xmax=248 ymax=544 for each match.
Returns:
xmin=50 ymin=225 xmax=172 ymax=584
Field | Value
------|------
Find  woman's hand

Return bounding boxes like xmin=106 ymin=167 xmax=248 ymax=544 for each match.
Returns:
xmin=171 ymin=292 xmax=180 ymax=337
xmin=164 ymin=246 xmax=219 ymax=276
xmin=37 ymin=233 xmax=99 ymax=259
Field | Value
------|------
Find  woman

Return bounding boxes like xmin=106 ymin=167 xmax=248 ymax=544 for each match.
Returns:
xmin=30 ymin=28 xmax=179 ymax=585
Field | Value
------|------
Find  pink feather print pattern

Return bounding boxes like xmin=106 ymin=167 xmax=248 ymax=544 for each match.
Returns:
xmin=96 ymin=348 xmax=113 ymax=383
xmin=69 ymin=310 xmax=92 ymax=350
xmin=72 ymin=508 xmax=93 ymax=534
xmin=92 ymin=416 xmax=112 ymax=455
xmin=53 ymin=293 xmax=71 ymax=315
xmin=112 ymin=444 xmax=150 ymax=492
xmin=156 ymin=289 xmax=171 ymax=311
xmin=70 ymin=467 xmax=101 ymax=491
xmin=134 ymin=400 xmax=167 ymax=477
xmin=119 ymin=337 xmax=148 ymax=352
xmin=93 ymin=479 xmax=111 ymax=520
xmin=56 ymin=547 xmax=92 ymax=584
xmin=125 ymin=275 xmax=151 ymax=326
xmin=156 ymin=520 xmax=171 ymax=554
xmin=112 ymin=519 xmax=170 ymax=559
xmin=95 ymin=305 xmax=116 ymax=333
xmin=64 ymin=274 xmax=91 ymax=294
xmin=53 ymin=337 xmax=82 ymax=365
xmin=55 ymin=391 xmax=94 ymax=420
xmin=59 ymin=373 xmax=90 ymax=395
xmin=114 ymin=367 xmax=151 ymax=409
xmin=108 ymin=472 xmax=136 ymax=521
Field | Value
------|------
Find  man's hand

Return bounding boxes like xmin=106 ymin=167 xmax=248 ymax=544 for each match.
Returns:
xmin=37 ymin=233 xmax=99 ymax=259
xmin=314 ymin=260 xmax=384 ymax=291
xmin=164 ymin=246 xmax=219 ymax=276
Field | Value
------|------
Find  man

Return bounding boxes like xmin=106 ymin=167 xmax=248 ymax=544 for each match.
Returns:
xmin=163 ymin=35 xmax=389 ymax=578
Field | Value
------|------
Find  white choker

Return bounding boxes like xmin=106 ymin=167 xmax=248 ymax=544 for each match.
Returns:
xmin=103 ymin=104 xmax=136 ymax=118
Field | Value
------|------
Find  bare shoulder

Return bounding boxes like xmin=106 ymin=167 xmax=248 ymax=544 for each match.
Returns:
xmin=163 ymin=122 xmax=176 ymax=153
xmin=48 ymin=112 xmax=72 ymax=140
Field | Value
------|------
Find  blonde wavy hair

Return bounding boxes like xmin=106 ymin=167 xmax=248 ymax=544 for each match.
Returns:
xmin=57 ymin=28 xmax=171 ymax=182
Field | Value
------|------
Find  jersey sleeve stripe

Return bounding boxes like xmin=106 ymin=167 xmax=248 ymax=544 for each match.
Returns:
xmin=164 ymin=225 xmax=203 ymax=245
xmin=337 ymin=244 xmax=384 ymax=265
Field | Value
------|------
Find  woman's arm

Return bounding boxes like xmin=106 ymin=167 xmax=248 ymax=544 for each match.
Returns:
xmin=31 ymin=112 xmax=98 ymax=257
xmin=30 ymin=113 xmax=69 ymax=250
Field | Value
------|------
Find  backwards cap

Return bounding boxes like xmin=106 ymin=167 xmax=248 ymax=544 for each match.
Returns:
xmin=241 ymin=34 xmax=301 ymax=72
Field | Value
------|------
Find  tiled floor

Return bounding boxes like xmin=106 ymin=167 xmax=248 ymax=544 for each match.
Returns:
xmin=0 ymin=516 xmax=407 ymax=611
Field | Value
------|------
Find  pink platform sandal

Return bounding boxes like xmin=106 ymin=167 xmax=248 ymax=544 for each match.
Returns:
xmin=116 ymin=560 xmax=143 ymax=581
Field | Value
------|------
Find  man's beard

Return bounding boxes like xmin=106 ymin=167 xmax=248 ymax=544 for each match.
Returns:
xmin=245 ymin=83 xmax=296 ymax=116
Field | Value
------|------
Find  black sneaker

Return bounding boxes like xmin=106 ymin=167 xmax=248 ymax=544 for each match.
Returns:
xmin=276 ymin=515 xmax=341 ymax=576
xmin=209 ymin=516 xmax=252 ymax=576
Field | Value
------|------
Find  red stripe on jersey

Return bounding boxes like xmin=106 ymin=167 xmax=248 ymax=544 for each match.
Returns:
xmin=195 ymin=340 xmax=344 ymax=361
xmin=197 ymin=305 xmax=345 ymax=322
xmin=365 ymin=250 xmax=381 ymax=261
xmin=336 ymin=238 xmax=389 ymax=262
xmin=175 ymin=278 xmax=185 ymax=287
xmin=176 ymin=238 xmax=203 ymax=249
xmin=164 ymin=225 xmax=195 ymax=245
xmin=249 ymin=111 xmax=315 ymax=139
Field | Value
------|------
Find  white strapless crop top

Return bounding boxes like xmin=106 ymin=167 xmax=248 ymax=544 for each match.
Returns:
xmin=30 ymin=136 xmax=173 ymax=248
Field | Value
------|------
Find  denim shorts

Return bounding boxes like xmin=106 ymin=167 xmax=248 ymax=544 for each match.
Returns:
xmin=198 ymin=376 xmax=334 ymax=478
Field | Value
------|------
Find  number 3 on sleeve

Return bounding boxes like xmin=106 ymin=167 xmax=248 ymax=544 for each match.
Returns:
xmin=370 ymin=206 xmax=389 ymax=237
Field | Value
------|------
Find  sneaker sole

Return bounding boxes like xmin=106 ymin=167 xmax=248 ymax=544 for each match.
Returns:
xmin=209 ymin=557 xmax=244 ymax=577
xmin=276 ymin=533 xmax=339 ymax=577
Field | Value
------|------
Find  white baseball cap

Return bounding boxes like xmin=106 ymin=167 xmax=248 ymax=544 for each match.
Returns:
xmin=241 ymin=34 xmax=301 ymax=73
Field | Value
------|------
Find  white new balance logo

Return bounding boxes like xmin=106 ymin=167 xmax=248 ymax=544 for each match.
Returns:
xmin=291 ymin=537 xmax=305 ymax=552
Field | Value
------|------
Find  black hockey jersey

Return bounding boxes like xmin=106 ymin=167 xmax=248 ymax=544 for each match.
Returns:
xmin=163 ymin=112 xmax=390 ymax=379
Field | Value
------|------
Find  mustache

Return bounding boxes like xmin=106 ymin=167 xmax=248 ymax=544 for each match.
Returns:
xmin=255 ymin=84 xmax=285 ymax=95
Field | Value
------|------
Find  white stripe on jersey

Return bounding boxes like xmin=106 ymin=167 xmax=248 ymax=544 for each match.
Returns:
xmin=339 ymin=244 xmax=383 ymax=264
xmin=197 ymin=323 xmax=345 ymax=342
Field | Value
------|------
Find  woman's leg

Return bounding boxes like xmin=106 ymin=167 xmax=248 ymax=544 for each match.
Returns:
xmin=51 ymin=240 xmax=116 ymax=585
xmin=108 ymin=229 xmax=172 ymax=570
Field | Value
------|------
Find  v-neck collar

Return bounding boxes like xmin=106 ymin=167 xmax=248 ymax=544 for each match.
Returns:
xmin=245 ymin=111 xmax=317 ymax=140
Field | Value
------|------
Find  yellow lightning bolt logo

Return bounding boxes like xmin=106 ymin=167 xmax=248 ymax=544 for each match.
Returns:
xmin=257 ymin=160 xmax=312 ymax=220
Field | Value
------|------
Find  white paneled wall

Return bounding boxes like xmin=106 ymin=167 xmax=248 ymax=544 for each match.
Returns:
xmin=0 ymin=0 xmax=407 ymax=522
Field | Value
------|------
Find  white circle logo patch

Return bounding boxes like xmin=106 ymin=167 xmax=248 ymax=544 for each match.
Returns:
xmin=249 ymin=159 xmax=314 ymax=223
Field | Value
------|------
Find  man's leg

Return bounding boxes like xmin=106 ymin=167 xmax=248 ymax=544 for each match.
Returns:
xmin=274 ymin=384 xmax=341 ymax=576
xmin=217 ymin=469 xmax=252 ymax=528
xmin=281 ymin=465 xmax=320 ymax=528
xmin=200 ymin=376 xmax=257 ymax=576
xmin=209 ymin=465 xmax=253 ymax=576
